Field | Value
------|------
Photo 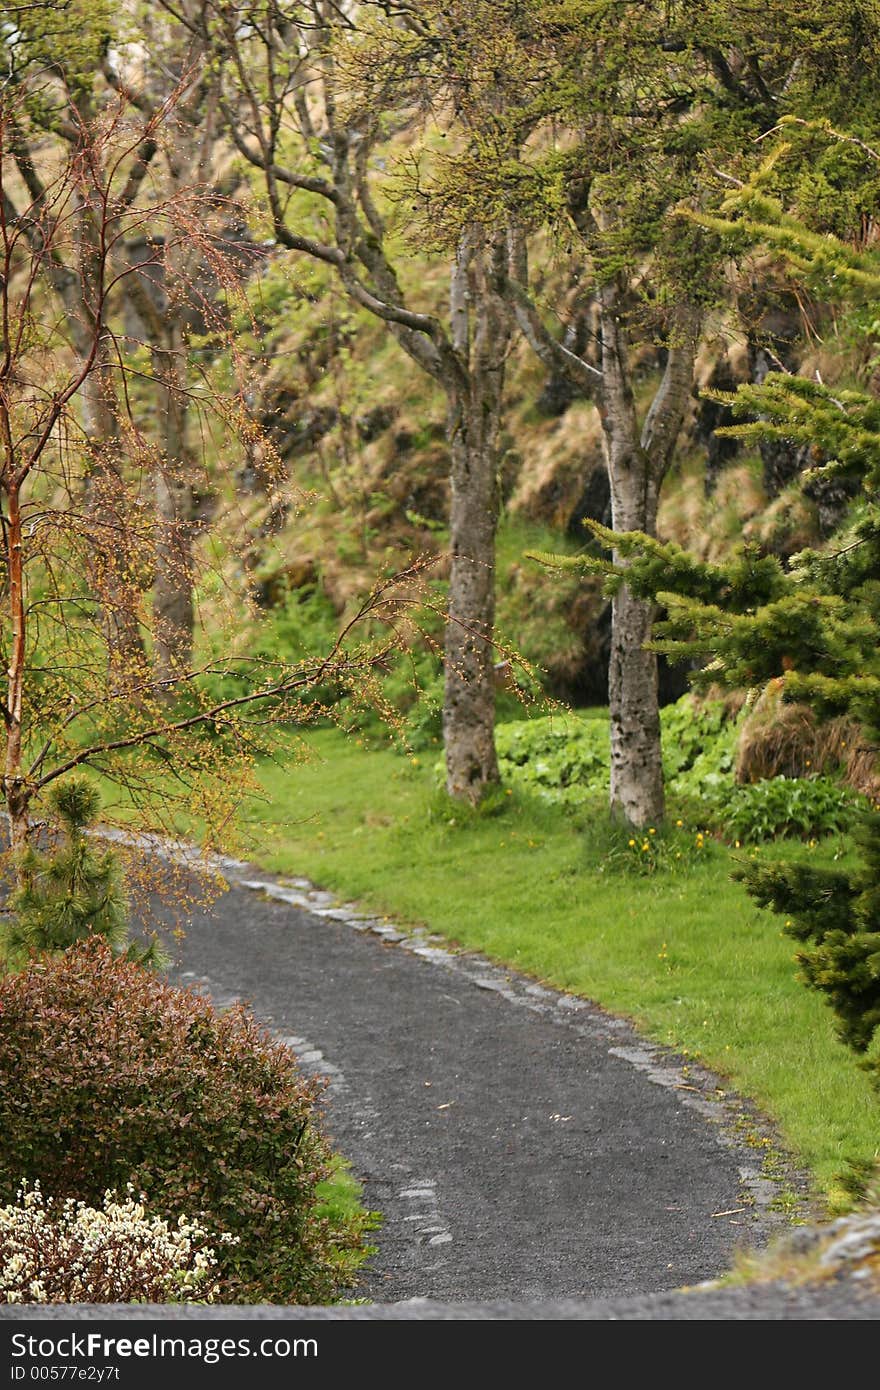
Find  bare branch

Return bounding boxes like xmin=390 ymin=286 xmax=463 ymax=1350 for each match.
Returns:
xmin=223 ymin=117 xmax=338 ymax=201
xmin=32 ymin=565 xmax=427 ymax=791
xmin=504 ymin=231 xmax=601 ymax=388
xmin=640 ymin=304 xmax=702 ymax=469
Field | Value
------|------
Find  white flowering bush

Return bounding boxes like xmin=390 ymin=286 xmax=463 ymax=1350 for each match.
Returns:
xmin=0 ymin=1182 xmax=235 ymax=1304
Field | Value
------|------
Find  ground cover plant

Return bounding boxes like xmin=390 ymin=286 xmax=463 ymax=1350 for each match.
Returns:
xmin=220 ymin=727 xmax=880 ymax=1209
xmin=491 ymin=695 xmax=864 ymax=843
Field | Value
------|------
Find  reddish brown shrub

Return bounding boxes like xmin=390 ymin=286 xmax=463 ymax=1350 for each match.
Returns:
xmin=0 ymin=940 xmax=357 ymax=1303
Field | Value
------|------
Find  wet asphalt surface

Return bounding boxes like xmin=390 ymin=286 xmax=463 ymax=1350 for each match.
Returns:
xmin=134 ymin=854 xmax=809 ymax=1307
xmin=2 ymin=842 xmax=878 ymax=1321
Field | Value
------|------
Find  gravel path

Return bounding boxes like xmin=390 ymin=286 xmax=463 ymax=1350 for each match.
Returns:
xmin=137 ymin=853 xmax=808 ymax=1305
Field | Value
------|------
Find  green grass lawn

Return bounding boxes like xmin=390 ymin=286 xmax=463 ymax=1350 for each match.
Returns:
xmin=221 ymin=725 xmax=879 ymax=1212
xmin=315 ymin=1156 xmax=381 ymax=1287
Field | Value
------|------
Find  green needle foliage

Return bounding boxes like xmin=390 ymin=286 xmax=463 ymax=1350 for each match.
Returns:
xmin=743 ymin=827 xmax=879 ymax=1054
xmin=532 ymin=136 xmax=880 ymax=1085
xmin=1 ymin=779 xmax=164 ymax=971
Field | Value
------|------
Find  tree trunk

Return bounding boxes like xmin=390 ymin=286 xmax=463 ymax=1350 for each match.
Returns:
xmin=5 ymin=781 xmax=30 ymax=874
xmin=144 ymin=86 xmax=219 ymax=687
xmin=3 ymin=478 xmax=32 ymax=872
xmin=598 ymin=284 xmax=698 ymax=828
xmin=443 ymin=232 xmax=509 ymax=801
xmin=74 ymin=144 xmax=149 ymax=685
xmin=153 ymin=467 xmax=197 ymax=683
xmin=80 ymin=357 xmax=149 ymax=682
xmin=608 ymin=536 xmax=664 ymax=828
xmin=444 ymin=422 xmax=501 ymax=800
xmin=153 ymin=321 xmax=197 ymax=683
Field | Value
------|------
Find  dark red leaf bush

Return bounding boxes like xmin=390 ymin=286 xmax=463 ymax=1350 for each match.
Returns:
xmin=0 ymin=940 xmax=358 ymax=1303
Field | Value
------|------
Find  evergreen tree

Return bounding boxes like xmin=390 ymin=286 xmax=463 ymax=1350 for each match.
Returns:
xmin=2 ymin=779 xmax=165 ymax=971
xmin=533 ymin=133 xmax=880 ymax=1084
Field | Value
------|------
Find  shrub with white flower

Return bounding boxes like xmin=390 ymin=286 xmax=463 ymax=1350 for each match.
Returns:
xmin=0 ymin=1181 xmax=236 ymax=1304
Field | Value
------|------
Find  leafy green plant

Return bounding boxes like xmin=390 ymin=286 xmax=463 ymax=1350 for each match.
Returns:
xmin=706 ymin=776 xmax=862 ymax=844
xmin=0 ymin=941 xmax=368 ymax=1304
xmin=660 ymin=695 xmax=732 ymax=777
xmin=491 ymin=698 xmax=856 ymax=850
xmin=662 ymin=698 xmax=742 ymax=798
xmin=492 ymin=695 xmax=739 ymax=808
xmin=494 ymin=713 xmax=610 ymax=805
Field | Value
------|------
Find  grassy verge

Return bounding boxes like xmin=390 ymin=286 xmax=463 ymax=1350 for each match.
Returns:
xmin=221 ymin=726 xmax=879 ymax=1211
xmin=315 ymin=1156 xmax=381 ymax=1290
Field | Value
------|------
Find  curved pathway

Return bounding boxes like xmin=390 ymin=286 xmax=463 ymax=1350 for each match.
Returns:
xmin=150 ymin=854 xmax=803 ymax=1304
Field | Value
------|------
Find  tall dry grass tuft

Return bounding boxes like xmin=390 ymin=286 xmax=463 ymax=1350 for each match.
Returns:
xmin=658 ymin=460 xmax=768 ymax=561
xmin=821 ymin=723 xmax=880 ymax=803
xmin=736 ymin=681 xmax=880 ymax=798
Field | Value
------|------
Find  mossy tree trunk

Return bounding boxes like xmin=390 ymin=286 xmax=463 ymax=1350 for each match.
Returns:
xmin=203 ymin=9 xmax=514 ymax=802
xmin=442 ymin=230 xmax=509 ymax=800
xmin=598 ymin=282 xmax=700 ymax=828
xmin=2 ymin=475 xmax=31 ymax=869
xmin=120 ymin=72 xmax=219 ymax=687
xmin=152 ymin=316 xmax=199 ymax=684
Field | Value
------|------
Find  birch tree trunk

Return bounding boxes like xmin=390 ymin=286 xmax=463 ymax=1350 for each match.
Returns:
xmin=598 ymin=282 xmax=699 ymax=827
xmin=442 ymin=231 xmax=510 ymax=801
